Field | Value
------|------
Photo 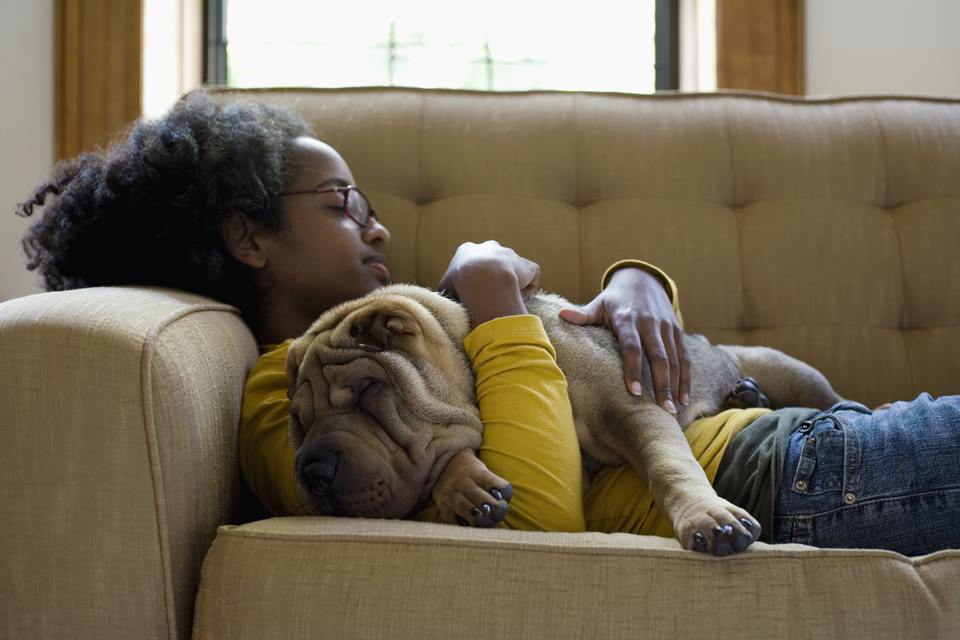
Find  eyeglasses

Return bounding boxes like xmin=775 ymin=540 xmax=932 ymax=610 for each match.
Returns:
xmin=275 ymin=185 xmax=378 ymax=227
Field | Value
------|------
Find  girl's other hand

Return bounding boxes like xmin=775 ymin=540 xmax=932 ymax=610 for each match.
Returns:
xmin=437 ymin=241 xmax=540 ymax=328
xmin=559 ymin=267 xmax=690 ymax=415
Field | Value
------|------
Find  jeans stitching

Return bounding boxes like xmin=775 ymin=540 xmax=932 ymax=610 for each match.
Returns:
xmin=826 ymin=413 xmax=862 ymax=501
xmin=775 ymin=486 xmax=960 ymax=548
xmin=789 ymin=434 xmax=818 ymax=494
xmin=846 ymin=418 xmax=861 ymax=498
xmin=784 ymin=485 xmax=960 ymax=520
xmin=790 ymin=417 xmax=845 ymax=496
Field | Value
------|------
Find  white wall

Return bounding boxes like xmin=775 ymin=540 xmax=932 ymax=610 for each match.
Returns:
xmin=1 ymin=0 xmax=52 ymax=302
xmin=806 ymin=0 xmax=960 ymax=97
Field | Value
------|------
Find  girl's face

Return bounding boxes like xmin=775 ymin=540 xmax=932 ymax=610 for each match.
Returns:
xmin=258 ymin=137 xmax=392 ymax=328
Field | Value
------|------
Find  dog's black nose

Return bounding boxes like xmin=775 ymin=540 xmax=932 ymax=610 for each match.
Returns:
xmin=302 ymin=450 xmax=339 ymax=494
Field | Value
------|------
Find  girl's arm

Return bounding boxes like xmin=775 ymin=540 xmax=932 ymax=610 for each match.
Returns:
xmin=418 ymin=240 xmax=584 ymax=530
xmin=462 ymin=314 xmax=585 ymax=531
xmin=560 ymin=259 xmax=689 ymax=414
xmin=423 ymin=243 xmax=686 ymax=532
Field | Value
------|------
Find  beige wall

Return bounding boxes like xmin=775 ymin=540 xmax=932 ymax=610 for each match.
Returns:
xmin=806 ymin=0 xmax=960 ymax=97
xmin=1 ymin=0 xmax=52 ymax=302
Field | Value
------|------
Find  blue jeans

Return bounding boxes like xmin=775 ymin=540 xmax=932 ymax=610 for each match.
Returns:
xmin=773 ymin=394 xmax=960 ymax=556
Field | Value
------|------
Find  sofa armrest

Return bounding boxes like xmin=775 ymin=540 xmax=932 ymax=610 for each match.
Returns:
xmin=0 ymin=286 xmax=259 ymax=640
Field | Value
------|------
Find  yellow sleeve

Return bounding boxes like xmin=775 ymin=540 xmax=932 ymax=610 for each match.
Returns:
xmin=600 ymin=259 xmax=684 ymax=329
xmin=238 ymin=340 xmax=305 ymax=517
xmin=463 ymin=314 xmax=585 ymax=532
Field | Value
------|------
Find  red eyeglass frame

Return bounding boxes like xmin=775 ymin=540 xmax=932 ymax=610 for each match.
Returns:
xmin=275 ymin=185 xmax=378 ymax=227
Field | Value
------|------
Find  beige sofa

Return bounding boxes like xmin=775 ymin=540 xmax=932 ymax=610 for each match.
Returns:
xmin=2 ymin=88 xmax=959 ymax=639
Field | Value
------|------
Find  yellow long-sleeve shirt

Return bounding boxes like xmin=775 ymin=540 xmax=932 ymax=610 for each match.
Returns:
xmin=238 ymin=261 xmax=768 ymax=535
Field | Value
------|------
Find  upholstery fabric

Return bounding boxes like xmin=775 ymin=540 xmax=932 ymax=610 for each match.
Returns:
xmin=217 ymin=88 xmax=960 ymax=407
xmin=195 ymin=517 xmax=960 ymax=639
xmin=0 ymin=287 xmax=258 ymax=640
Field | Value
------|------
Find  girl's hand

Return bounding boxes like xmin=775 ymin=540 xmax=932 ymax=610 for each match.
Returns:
xmin=559 ymin=267 xmax=690 ymax=414
xmin=437 ymin=241 xmax=540 ymax=327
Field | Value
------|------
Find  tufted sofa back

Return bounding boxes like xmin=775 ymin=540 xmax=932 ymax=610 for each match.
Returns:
xmin=216 ymin=88 xmax=960 ymax=406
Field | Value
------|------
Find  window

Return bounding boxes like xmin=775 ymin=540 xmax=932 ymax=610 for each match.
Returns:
xmin=205 ymin=0 xmax=681 ymax=93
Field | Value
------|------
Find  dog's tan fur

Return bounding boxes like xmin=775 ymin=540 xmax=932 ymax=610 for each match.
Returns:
xmin=287 ymin=284 xmax=841 ymax=552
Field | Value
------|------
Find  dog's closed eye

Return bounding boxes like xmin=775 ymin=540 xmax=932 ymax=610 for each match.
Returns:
xmin=350 ymin=322 xmax=385 ymax=352
xmin=350 ymin=314 xmax=416 ymax=353
xmin=438 ymin=289 xmax=460 ymax=303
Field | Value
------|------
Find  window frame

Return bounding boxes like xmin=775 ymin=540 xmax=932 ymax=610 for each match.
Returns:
xmin=656 ymin=0 xmax=680 ymax=91
xmin=203 ymin=0 xmax=228 ymax=85
xmin=202 ymin=0 xmax=680 ymax=91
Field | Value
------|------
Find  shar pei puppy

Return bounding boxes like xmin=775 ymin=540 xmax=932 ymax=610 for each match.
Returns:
xmin=286 ymin=284 xmax=841 ymax=555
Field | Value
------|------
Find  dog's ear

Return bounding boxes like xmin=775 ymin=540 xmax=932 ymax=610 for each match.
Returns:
xmin=347 ymin=305 xmax=421 ymax=352
xmin=285 ymin=335 xmax=316 ymax=450
xmin=286 ymin=334 xmax=311 ymax=389
xmin=287 ymin=376 xmax=313 ymax=450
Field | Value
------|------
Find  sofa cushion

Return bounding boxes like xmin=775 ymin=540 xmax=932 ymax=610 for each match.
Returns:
xmin=194 ymin=517 xmax=960 ymax=639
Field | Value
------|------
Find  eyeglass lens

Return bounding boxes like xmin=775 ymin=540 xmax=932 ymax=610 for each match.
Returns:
xmin=345 ymin=189 xmax=372 ymax=226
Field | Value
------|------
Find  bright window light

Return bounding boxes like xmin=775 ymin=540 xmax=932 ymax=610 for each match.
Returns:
xmin=225 ymin=0 xmax=657 ymax=93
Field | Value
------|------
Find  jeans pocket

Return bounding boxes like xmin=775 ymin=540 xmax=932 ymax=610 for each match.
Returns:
xmin=788 ymin=417 xmax=847 ymax=496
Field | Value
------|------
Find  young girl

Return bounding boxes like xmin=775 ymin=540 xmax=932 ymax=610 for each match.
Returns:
xmin=18 ymin=90 xmax=960 ymax=557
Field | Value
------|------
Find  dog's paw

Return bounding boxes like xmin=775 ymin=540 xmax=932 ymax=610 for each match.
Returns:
xmin=433 ymin=450 xmax=512 ymax=528
xmin=674 ymin=498 xmax=761 ymax=556
xmin=724 ymin=377 xmax=771 ymax=410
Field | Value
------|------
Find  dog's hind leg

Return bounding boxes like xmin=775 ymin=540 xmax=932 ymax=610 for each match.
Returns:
xmin=719 ymin=345 xmax=843 ymax=410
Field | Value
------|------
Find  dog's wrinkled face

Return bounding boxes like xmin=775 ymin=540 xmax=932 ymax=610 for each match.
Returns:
xmin=286 ymin=284 xmax=483 ymax=519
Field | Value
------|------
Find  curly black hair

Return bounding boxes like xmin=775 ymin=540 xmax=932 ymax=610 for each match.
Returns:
xmin=16 ymin=89 xmax=312 ymax=324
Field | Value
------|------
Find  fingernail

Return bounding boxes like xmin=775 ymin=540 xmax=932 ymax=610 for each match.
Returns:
xmin=490 ymin=488 xmax=502 ymax=501
xmin=680 ymin=392 xmax=690 ymax=406
xmin=663 ymin=399 xmax=677 ymax=414
xmin=629 ymin=381 xmax=643 ymax=396
xmin=455 ymin=515 xmax=468 ymax=526
xmin=471 ymin=506 xmax=482 ymax=517
xmin=739 ymin=518 xmax=753 ymax=531
xmin=481 ymin=503 xmax=492 ymax=514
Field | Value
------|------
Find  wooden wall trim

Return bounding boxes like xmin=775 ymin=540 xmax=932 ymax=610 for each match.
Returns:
xmin=716 ymin=0 xmax=805 ymax=95
xmin=55 ymin=0 xmax=142 ymax=160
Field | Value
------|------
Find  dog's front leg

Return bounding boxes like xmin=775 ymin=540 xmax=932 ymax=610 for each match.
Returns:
xmin=432 ymin=449 xmax=513 ymax=528
xmin=610 ymin=405 xmax=761 ymax=555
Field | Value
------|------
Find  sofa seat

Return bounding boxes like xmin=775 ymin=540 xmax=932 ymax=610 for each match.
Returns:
xmin=194 ymin=517 xmax=960 ymax=639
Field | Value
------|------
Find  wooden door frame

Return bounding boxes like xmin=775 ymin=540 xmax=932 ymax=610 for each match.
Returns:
xmin=54 ymin=0 xmax=142 ymax=161
xmin=716 ymin=0 xmax=805 ymax=95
